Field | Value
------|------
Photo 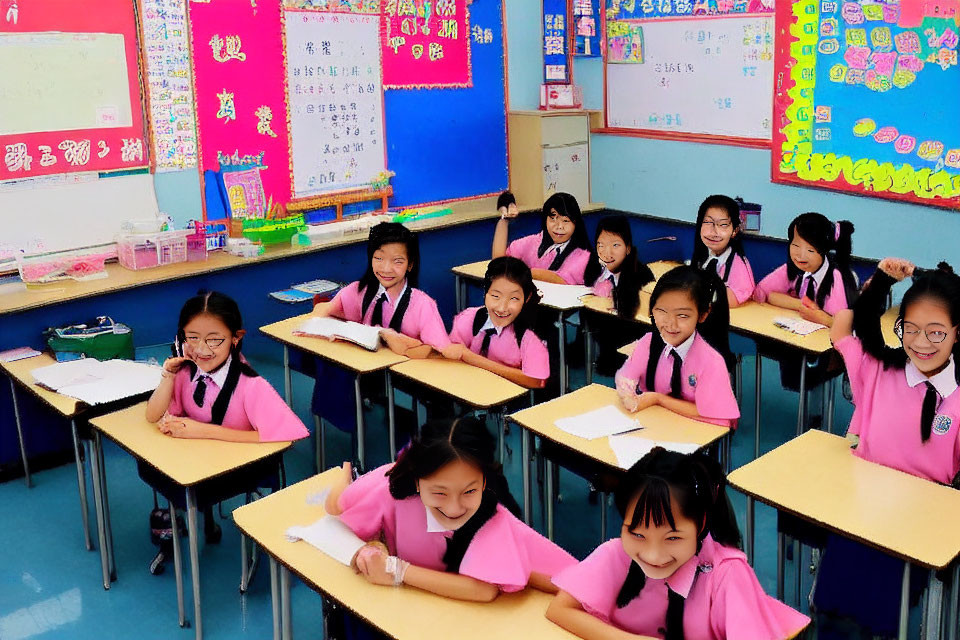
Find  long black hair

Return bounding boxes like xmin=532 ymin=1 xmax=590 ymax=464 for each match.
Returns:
xmin=536 ymin=192 xmax=591 ymax=270
xmin=786 ymin=212 xmax=858 ymax=308
xmin=472 ymin=256 xmax=541 ymax=347
xmin=584 ymin=215 xmax=655 ymax=319
xmin=387 ymin=417 xmax=521 ymax=572
xmin=613 ymin=449 xmax=741 ymax=639
xmin=175 ymin=291 xmax=259 ymax=425
xmin=691 ymin=195 xmax=746 ymax=283
xmin=359 ymin=222 xmax=421 ymax=318
xmin=645 ymin=266 xmax=732 ymax=381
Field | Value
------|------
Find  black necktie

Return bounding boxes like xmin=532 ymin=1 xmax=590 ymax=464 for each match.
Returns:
xmin=802 ymin=275 xmax=816 ymax=302
xmin=371 ymin=293 xmax=387 ymax=327
xmin=194 ymin=375 xmax=209 ymax=407
xmin=921 ymin=381 xmax=938 ymax=442
xmin=607 ymin=273 xmax=618 ymax=296
xmin=669 ymin=350 xmax=683 ymax=399
xmin=479 ymin=328 xmax=497 ymax=356
xmin=704 ymin=258 xmax=718 ymax=274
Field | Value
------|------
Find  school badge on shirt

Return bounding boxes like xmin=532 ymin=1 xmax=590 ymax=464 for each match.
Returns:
xmin=688 ymin=374 xmax=697 ymax=388
xmin=933 ymin=414 xmax=953 ymax=436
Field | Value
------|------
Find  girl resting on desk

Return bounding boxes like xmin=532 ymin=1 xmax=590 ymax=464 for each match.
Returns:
xmin=312 ymin=221 xmax=452 ymax=359
xmin=547 ymin=448 xmax=810 ymax=640
xmin=691 ymin=195 xmax=755 ymax=309
xmin=615 ymin=265 xmax=739 ymax=428
xmin=491 ymin=190 xmax=592 ymax=285
xmin=443 ymin=256 xmax=549 ymax=388
xmin=810 ymin=259 xmax=960 ymax=637
xmin=325 ymin=416 xmax=576 ymax=604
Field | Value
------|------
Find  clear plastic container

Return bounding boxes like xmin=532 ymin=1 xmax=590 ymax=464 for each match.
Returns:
xmin=117 ymin=230 xmax=190 ymax=270
xmin=186 ymin=222 xmax=208 ymax=262
xmin=17 ymin=245 xmax=116 ymax=284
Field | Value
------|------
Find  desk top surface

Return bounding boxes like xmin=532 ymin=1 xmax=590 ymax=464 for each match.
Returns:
xmin=1 ymin=353 xmax=81 ymax=417
xmin=509 ymin=384 xmax=728 ymax=470
xmin=90 ymin=402 xmax=292 ymax=486
xmin=260 ymin=314 xmax=408 ymax=374
xmin=390 ymin=356 xmax=528 ymax=408
xmin=233 ymin=469 xmax=584 ymax=640
xmin=728 ymin=429 xmax=960 ymax=569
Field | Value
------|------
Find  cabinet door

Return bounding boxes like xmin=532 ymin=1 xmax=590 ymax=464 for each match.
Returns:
xmin=543 ymin=142 xmax=589 ymax=205
xmin=541 ymin=114 xmax=589 ymax=147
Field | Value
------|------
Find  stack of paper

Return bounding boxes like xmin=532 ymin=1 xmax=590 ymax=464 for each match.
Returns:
xmin=31 ymin=358 xmax=162 ymax=405
xmin=535 ymin=282 xmax=593 ymax=309
xmin=607 ymin=435 xmax=701 ymax=470
xmin=295 ymin=317 xmax=382 ymax=351
xmin=286 ymin=515 xmax=367 ymax=566
xmin=554 ymin=404 xmax=641 ymax=439
xmin=0 ymin=346 xmax=41 ymax=362
xmin=773 ymin=316 xmax=827 ymax=336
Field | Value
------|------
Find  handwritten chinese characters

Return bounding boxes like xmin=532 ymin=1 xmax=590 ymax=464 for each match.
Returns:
xmin=381 ymin=0 xmax=471 ymax=87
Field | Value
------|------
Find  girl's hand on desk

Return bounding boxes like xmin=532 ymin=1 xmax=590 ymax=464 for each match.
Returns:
xmin=633 ymin=392 xmax=660 ymax=413
xmin=799 ymin=298 xmax=831 ymax=325
xmin=158 ymin=414 xmax=206 ymax=439
xmin=356 ymin=545 xmax=394 ymax=586
xmin=441 ymin=343 xmax=465 ymax=361
xmin=616 ymin=377 xmax=641 ymax=412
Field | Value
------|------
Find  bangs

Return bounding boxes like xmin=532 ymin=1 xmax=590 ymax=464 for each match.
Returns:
xmin=627 ymin=479 xmax=677 ymax=533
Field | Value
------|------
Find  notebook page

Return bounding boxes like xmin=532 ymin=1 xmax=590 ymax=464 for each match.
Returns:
xmin=286 ymin=515 xmax=367 ymax=566
xmin=607 ymin=435 xmax=701 ymax=470
xmin=554 ymin=404 xmax=642 ymax=440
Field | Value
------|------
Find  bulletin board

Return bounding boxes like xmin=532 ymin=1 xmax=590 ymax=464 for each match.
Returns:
xmin=771 ymin=0 xmax=960 ymax=207
xmin=0 ymin=0 xmax=148 ymax=181
xmin=602 ymin=0 xmax=776 ymax=146
xmin=190 ymin=0 xmax=507 ymax=214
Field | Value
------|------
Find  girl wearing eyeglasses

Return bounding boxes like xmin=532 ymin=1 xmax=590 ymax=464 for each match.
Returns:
xmin=692 ymin=195 xmax=755 ymax=308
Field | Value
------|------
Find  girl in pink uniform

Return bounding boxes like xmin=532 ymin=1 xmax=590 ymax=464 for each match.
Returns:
xmin=326 ymin=416 xmax=576 ymax=607
xmin=445 ymin=256 xmax=550 ymax=388
xmin=547 ymin=448 xmax=810 ymax=639
xmin=313 ymin=221 xmax=451 ymax=357
xmin=812 ymin=258 xmax=960 ymax=637
xmin=615 ymin=265 xmax=739 ymax=428
xmin=492 ymin=190 xmax=591 ymax=285
xmin=691 ymin=195 xmax=755 ymax=308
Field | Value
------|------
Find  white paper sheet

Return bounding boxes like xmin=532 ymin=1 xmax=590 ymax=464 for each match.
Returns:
xmin=286 ymin=516 xmax=367 ymax=566
xmin=773 ymin=316 xmax=827 ymax=336
xmin=295 ymin=317 xmax=382 ymax=351
xmin=534 ymin=282 xmax=593 ymax=310
xmin=554 ymin=404 xmax=642 ymax=440
xmin=31 ymin=359 xmax=162 ymax=405
xmin=607 ymin=435 xmax=701 ymax=470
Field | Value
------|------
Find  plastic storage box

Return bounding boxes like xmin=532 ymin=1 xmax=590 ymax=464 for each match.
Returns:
xmin=18 ymin=245 xmax=116 ymax=285
xmin=117 ymin=230 xmax=190 ymax=270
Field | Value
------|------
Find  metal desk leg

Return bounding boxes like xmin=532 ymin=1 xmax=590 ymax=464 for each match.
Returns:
xmin=557 ymin=312 xmax=568 ymax=395
xmin=283 ymin=346 xmax=292 ymax=408
xmin=88 ymin=436 xmax=111 ymax=590
xmin=949 ymin=563 xmax=959 ymax=640
xmin=281 ymin=564 xmax=293 ymax=640
xmin=746 ymin=354 xmax=762 ymax=565
xmin=794 ymin=539 xmax=802 ymax=609
xmin=496 ymin=408 xmax=508 ymax=465
xmin=313 ymin=416 xmax=324 ymax=473
xmin=522 ymin=427 xmax=532 ymax=525
xmin=270 ymin=558 xmax=281 ymax=640
xmin=599 ymin=492 xmax=607 ymax=543
xmin=355 ymin=374 xmax=365 ymax=470
xmin=735 ymin=354 xmax=743 ymax=406
xmin=584 ymin=313 xmax=594 ymax=385
xmin=170 ymin=502 xmax=187 ymax=627
xmin=454 ymin=275 xmax=462 ymax=312
xmin=924 ymin=570 xmax=943 ymax=640
xmin=186 ymin=487 xmax=203 ymax=640
xmin=777 ymin=530 xmax=785 ymax=601
xmin=796 ymin=353 xmax=808 ymax=437
xmin=898 ymin=562 xmax=910 ymax=640
xmin=386 ymin=371 xmax=396 ymax=461
xmin=9 ymin=379 xmax=31 ymax=487
xmin=70 ymin=419 xmax=93 ymax=550
xmin=96 ymin=437 xmax=116 ymax=581
xmin=825 ymin=377 xmax=837 ymax=434
xmin=545 ymin=459 xmax=555 ymax=540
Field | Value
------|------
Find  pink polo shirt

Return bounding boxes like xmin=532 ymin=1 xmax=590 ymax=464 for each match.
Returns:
xmin=328 ymin=280 xmax=451 ymax=351
xmin=449 ymin=307 xmax=550 ymax=381
xmin=337 ymin=464 xmax=577 ymax=592
xmin=703 ymin=251 xmax=756 ymax=305
xmin=505 ymin=232 xmax=590 ymax=285
xmin=835 ymin=334 xmax=960 ymax=484
xmin=167 ymin=367 xmax=309 ymax=442
xmin=591 ymin=269 xmax=618 ymax=299
xmin=615 ymin=333 xmax=740 ymax=427
xmin=553 ymin=537 xmax=810 ymax=639
xmin=753 ymin=263 xmax=851 ymax=315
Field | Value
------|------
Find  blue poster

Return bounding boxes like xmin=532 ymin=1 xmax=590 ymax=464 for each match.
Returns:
xmin=543 ymin=0 xmax=570 ymax=81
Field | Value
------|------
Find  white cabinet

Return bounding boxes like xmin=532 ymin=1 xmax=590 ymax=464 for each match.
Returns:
xmin=508 ymin=110 xmax=591 ymax=208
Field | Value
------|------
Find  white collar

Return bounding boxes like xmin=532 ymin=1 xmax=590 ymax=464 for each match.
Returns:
xmin=193 ymin=355 xmax=232 ymax=389
xmin=905 ymin=355 xmax=958 ymax=398
xmin=548 ymin=239 xmax=570 ymax=254
xmin=805 ymin=255 xmax=831 ymax=289
xmin=705 ymin=245 xmax=732 ymax=266
xmin=600 ymin=264 xmax=620 ymax=285
xmin=666 ymin=332 xmax=696 ymax=361
xmin=376 ymin=281 xmax=408 ymax=305
xmin=424 ymin=503 xmax=454 ymax=533
xmin=480 ymin=315 xmax=505 ymax=336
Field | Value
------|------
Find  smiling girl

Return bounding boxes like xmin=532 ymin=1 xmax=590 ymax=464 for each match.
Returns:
xmin=691 ymin=195 xmax=755 ymax=308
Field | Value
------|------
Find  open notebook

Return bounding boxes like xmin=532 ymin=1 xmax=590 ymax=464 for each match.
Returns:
xmin=773 ymin=316 xmax=827 ymax=336
xmin=286 ymin=515 xmax=366 ymax=566
xmin=31 ymin=358 xmax=162 ymax=406
xmin=295 ymin=317 xmax=382 ymax=351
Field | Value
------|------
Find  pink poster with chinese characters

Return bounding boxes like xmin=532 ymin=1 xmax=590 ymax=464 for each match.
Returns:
xmin=381 ymin=0 xmax=472 ymax=88
xmin=0 ymin=0 xmax=148 ymax=181
xmin=189 ymin=0 xmax=292 ymax=208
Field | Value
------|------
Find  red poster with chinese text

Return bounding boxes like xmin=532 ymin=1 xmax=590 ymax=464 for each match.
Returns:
xmin=189 ymin=0 xmax=292 ymax=208
xmin=0 ymin=0 xmax=148 ymax=181
xmin=381 ymin=0 xmax=472 ymax=88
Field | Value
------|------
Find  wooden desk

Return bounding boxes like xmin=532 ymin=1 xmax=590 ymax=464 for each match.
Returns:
xmin=388 ymin=356 xmax=529 ymax=462
xmin=260 ymin=314 xmax=407 ymax=469
xmin=232 ymin=469 xmax=582 ymax=640
xmin=729 ymin=430 xmax=960 ymax=638
xmin=89 ymin=403 xmax=293 ymax=640
xmin=508 ymin=384 xmax=729 ymax=539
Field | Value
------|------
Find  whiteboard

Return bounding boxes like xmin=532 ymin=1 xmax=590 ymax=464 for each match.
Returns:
xmin=0 ymin=173 xmax=159 ymax=259
xmin=0 ymin=32 xmax=134 ymax=135
xmin=284 ymin=11 xmax=386 ymax=199
xmin=606 ymin=16 xmax=774 ymax=140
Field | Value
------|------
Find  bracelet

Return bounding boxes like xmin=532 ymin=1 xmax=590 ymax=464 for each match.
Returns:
xmin=385 ymin=555 xmax=410 ymax=586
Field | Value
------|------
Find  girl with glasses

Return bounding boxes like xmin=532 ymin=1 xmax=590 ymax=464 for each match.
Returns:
xmin=691 ymin=195 xmax=755 ymax=308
